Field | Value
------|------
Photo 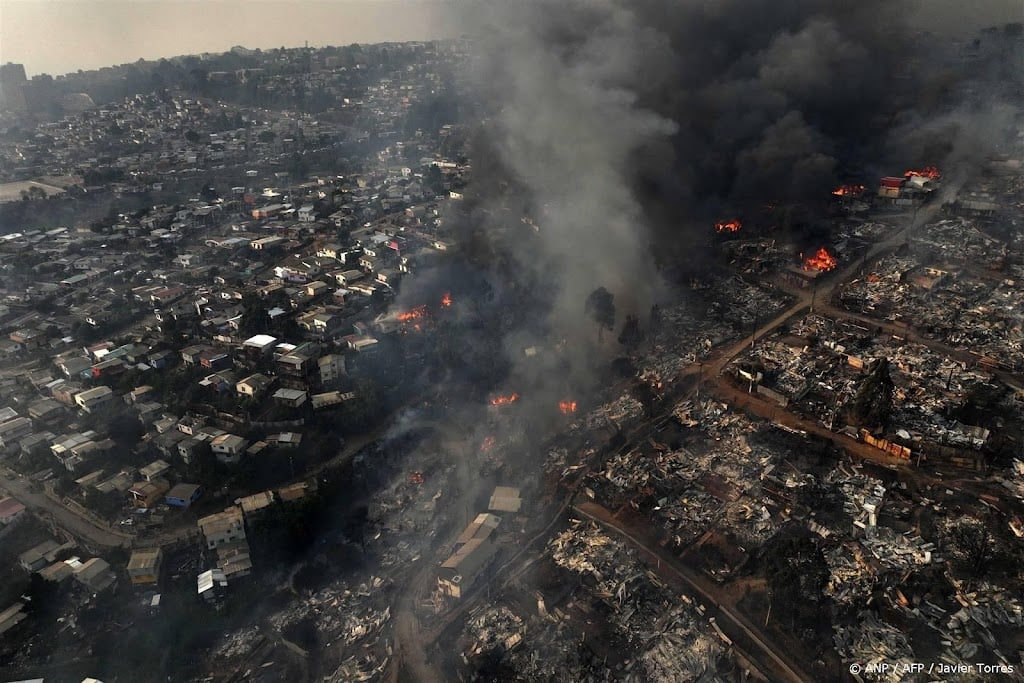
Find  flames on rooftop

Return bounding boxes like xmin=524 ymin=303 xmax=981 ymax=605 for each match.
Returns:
xmin=490 ymin=393 xmax=520 ymax=407
xmin=802 ymin=247 xmax=838 ymax=272
xmin=904 ymin=166 xmax=940 ymax=179
xmin=441 ymin=292 xmax=452 ymax=307
xmin=559 ymin=400 xmax=578 ymax=414
xmin=715 ymin=219 xmax=742 ymax=233
xmin=832 ymin=184 xmax=865 ymax=197
xmin=397 ymin=305 xmax=428 ymax=322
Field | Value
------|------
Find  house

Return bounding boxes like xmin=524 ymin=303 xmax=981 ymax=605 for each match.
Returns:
xmin=128 ymin=480 xmax=170 ymax=509
xmin=217 ymin=541 xmax=252 ymax=579
xmin=305 ymin=280 xmax=329 ymax=297
xmin=318 ymin=354 xmax=346 ymax=384
xmin=199 ymin=372 xmax=235 ymax=392
xmin=0 ymin=496 xmax=26 ymax=525
xmin=72 ymin=557 xmax=117 ymax=592
xmin=27 ymin=398 xmax=62 ymax=421
xmin=297 ymin=205 xmax=316 ymax=222
xmin=199 ymin=350 xmax=231 ymax=371
xmin=266 ymin=432 xmax=302 ymax=448
xmin=139 ymin=459 xmax=171 ymax=482
xmin=57 ymin=356 xmax=92 ymax=377
xmin=180 ymin=345 xmax=207 ymax=366
xmin=276 ymin=343 xmax=321 ymax=383
xmin=75 ymin=386 xmax=114 ymax=413
xmin=878 ymin=176 xmax=905 ymax=199
xmin=250 ymin=235 xmax=286 ymax=251
xmin=210 ymin=433 xmax=249 ymax=464
xmin=0 ymin=603 xmax=27 ymax=636
xmin=241 ymin=334 xmax=278 ymax=355
xmin=0 ymin=417 xmax=33 ymax=448
xmin=488 ymin=486 xmax=523 ymax=514
xmin=38 ymin=560 xmax=74 ymax=583
xmin=19 ymin=540 xmax=62 ymax=571
xmin=438 ymin=538 xmax=497 ymax=600
xmin=272 ymin=388 xmax=308 ymax=408
xmin=176 ymin=414 xmax=207 ymax=436
xmin=177 ymin=436 xmax=207 ymax=464
xmin=316 ymin=243 xmax=343 ymax=259
xmin=90 ymin=357 xmax=126 ymax=378
xmin=235 ymin=490 xmax=275 ymax=514
xmin=332 ymin=269 xmax=366 ymax=287
xmin=197 ymin=567 xmax=228 ymax=601
xmin=148 ymin=349 xmax=175 ymax=369
xmin=437 ymin=514 xmax=502 ymax=599
xmin=236 ymin=373 xmax=273 ymax=399
xmin=251 ymin=204 xmax=286 ymax=220
xmin=198 ymin=507 xmax=246 ymax=549
xmin=127 ymin=548 xmax=162 ymax=585
xmin=165 ymin=483 xmax=202 ymax=508
xmin=52 ymin=382 xmax=84 ymax=406
xmin=126 ymin=386 xmax=155 ymax=405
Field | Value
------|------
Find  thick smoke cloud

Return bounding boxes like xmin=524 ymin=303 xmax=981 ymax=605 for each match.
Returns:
xmin=461 ymin=0 xmax=1015 ymax=317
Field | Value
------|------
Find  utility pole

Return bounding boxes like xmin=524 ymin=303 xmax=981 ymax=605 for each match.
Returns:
xmin=697 ymin=361 xmax=703 ymax=400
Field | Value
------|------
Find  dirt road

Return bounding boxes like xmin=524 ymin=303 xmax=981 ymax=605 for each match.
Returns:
xmin=574 ymin=501 xmax=812 ymax=683
xmin=0 ymin=470 xmax=133 ymax=549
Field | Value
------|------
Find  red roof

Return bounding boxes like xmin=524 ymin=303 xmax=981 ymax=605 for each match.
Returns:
xmin=0 ymin=496 xmax=26 ymax=519
xmin=880 ymin=177 xmax=905 ymax=188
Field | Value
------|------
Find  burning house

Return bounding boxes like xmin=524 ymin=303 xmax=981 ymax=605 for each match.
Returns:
xmin=715 ymin=219 xmax=741 ymax=234
xmin=877 ymin=168 xmax=940 ymax=206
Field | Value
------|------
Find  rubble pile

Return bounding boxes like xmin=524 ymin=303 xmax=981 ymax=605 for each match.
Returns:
xmin=739 ymin=311 xmax=1002 ymax=451
xmin=267 ymin=575 xmax=393 ymax=649
xmin=547 ymin=521 xmax=735 ymax=681
xmin=640 ymin=607 xmax=725 ymax=683
xmin=213 ymin=625 xmax=264 ymax=660
xmin=840 ymin=220 xmax=1024 ymax=371
xmin=885 ymin=581 xmax=1024 ymax=675
xmin=324 ymin=652 xmax=389 ymax=683
xmin=500 ymin=620 xmax=594 ymax=682
xmin=827 ymin=466 xmax=885 ymax=525
xmin=824 ymin=544 xmax=878 ymax=605
xmin=637 ymin=278 xmax=787 ymax=386
xmin=835 ymin=613 xmax=917 ymax=683
xmin=577 ymin=394 xmax=645 ymax=432
xmin=860 ymin=526 xmax=935 ymax=569
xmin=461 ymin=605 xmax=524 ymax=660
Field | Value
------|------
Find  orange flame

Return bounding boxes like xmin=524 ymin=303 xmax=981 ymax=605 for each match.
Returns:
xmin=559 ymin=400 xmax=578 ymax=414
xmin=802 ymin=247 xmax=838 ymax=272
xmin=480 ymin=435 xmax=496 ymax=453
xmin=397 ymin=305 xmax=428 ymax=322
xmin=832 ymin=184 xmax=865 ymax=197
xmin=441 ymin=292 xmax=452 ymax=307
xmin=905 ymin=167 xmax=940 ymax=179
xmin=490 ymin=393 xmax=519 ymax=406
xmin=715 ymin=219 xmax=742 ymax=233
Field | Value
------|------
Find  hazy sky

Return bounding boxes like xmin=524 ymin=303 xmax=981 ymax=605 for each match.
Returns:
xmin=0 ymin=0 xmax=1019 ymax=78
xmin=0 ymin=0 xmax=456 ymax=77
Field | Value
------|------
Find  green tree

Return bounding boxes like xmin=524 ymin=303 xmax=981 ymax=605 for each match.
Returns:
xmin=945 ymin=517 xmax=998 ymax=585
xmin=585 ymin=286 xmax=616 ymax=342
xmin=764 ymin=531 xmax=830 ymax=634
xmin=239 ymin=298 xmax=272 ymax=336
xmin=849 ymin=357 xmax=894 ymax=429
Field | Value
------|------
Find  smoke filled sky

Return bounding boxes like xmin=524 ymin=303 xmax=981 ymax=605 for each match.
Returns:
xmin=1 ymin=0 xmax=1018 ymax=78
xmin=0 ymin=0 xmax=456 ymax=77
